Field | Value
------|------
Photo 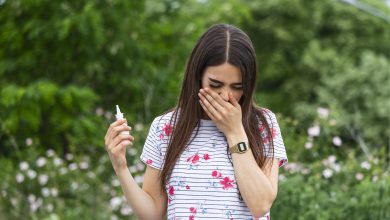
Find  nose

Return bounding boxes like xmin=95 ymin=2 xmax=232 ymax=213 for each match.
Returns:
xmin=218 ymin=89 xmax=230 ymax=101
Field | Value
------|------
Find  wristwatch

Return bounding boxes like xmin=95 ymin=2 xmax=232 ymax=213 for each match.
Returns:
xmin=229 ymin=141 xmax=248 ymax=154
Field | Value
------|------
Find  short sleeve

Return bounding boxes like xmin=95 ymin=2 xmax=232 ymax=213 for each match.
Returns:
xmin=260 ymin=110 xmax=288 ymax=167
xmin=140 ymin=117 xmax=164 ymax=170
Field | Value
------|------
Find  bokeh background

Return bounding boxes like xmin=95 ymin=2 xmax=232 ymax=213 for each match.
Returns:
xmin=1 ymin=0 xmax=390 ymax=219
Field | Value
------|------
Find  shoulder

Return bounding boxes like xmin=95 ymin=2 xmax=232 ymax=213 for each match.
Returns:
xmin=151 ymin=110 xmax=176 ymax=127
xmin=255 ymin=107 xmax=278 ymax=125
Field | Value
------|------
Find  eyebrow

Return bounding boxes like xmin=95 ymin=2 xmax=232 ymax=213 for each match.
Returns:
xmin=208 ymin=77 xmax=242 ymax=86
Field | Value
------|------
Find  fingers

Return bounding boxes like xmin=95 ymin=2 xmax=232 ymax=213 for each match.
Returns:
xmin=104 ymin=119 xmax=132 ymax=148
xmin=109 ymin=133 xmax=134 ymax=151
xmin=200 ymin=88 xmax=228 ymax=109
xmin=228 ymin=92 xmax=239 ymax=107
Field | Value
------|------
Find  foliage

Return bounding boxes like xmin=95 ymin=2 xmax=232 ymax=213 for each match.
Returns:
xmin=0 ymin=0 xmax=389 ymax=218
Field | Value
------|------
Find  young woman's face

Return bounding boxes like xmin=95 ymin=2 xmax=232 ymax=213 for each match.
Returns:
xmin=201 ymin=62 xmax=243 ymax=103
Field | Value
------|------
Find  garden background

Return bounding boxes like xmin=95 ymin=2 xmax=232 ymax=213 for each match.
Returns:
xmin=1 ymin=0 xmax=390 ymax=219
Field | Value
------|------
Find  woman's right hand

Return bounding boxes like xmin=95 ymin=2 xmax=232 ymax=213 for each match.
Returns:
xmin=104 ymin=119 xmax=133 ymax=171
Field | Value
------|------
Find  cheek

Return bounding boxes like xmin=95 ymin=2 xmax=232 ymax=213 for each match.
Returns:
xmin=233 ymin=91 xmax=244 ymax=101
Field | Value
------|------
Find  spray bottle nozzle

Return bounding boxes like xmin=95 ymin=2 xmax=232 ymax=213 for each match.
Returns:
xmin=115 ymin=104 xmax=124 ymax=120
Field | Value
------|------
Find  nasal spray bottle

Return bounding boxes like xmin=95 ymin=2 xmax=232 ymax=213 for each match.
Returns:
xmin=115 ymin=105 xmax=130 ymax=135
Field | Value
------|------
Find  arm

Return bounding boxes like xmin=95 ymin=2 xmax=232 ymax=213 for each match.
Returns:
xmin=105 ymin=119 xmax=167 ymax=220
xmin=226 ymin=132 xmax=279 ymax=218
xmin=198 ymin=88 xmax=280 ymax=218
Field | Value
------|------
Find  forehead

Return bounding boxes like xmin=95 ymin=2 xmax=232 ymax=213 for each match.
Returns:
xmin=202 ymin=63 xmax=242 ymax=82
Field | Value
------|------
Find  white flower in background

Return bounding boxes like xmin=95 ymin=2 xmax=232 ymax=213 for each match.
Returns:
xmin=87 ymin=171 xmax=96 ymax=179
xmin=41 ymin=187 xmax=50 ymax=197
xmin=19 ymin=161 xmax=29 ymax=171
xmin=105 ymin=111 xmax=113 ymax=120
xmin=278 ymin=174 xmax=286 ymax=181
xmin=332 ymin=163 xmax=341 ymax=173
xmin=307 ymin=125 xmax=320 ymax=137
xmin=322 ymin=168 xmax=333 ymax=179
xmin=25 ymin=138 xmax=33 ymax=146
xmin=120 ymin=205 xmax=133 ymax=216
xmin=11 ymin=198 xmax=18 ymax=207
xmin=360 ymin=161 xmax=371 ymax=170
xmin=111 ymin=179 xmax=120 ymax=187
xmin=317 ymin=107 xmax=329 ymax=119
xmin=30 ymin=197 xmax=42 ymax=212
xmin=79 ymin=161 xmax=89 ymax=170
xmin=355 ymin=172 xmax=364 ymax=181
xmin=134 ymin=175 xmax=144 ymax=185
xmin=373 ymin=158 xmax=379 ymax=165
xmin=332 ymin=136 xmax=342 ymax=147
xmin=65 ymin=153 xmax=74 ymax=161
xmin=135 ymin=161 xmax=145 ymax=172
xmin=46 ymin=149 xmax=55 ymax=157
xmin=134 ymin=123 xmax=144 ymax=131
xmin=51 ymin=188 xmax=58 ymax=197
xmin=372 ymin=176 xmax=378 ymax=182
xmin=110 ymin=197 xmax=122 ymax=210
xmin=36 ymin=157 xmax=47 ymax=167
xmin=111 ymin=215 xmax=118 ymax=220
xmin=328 ymin=155 xmax=336 ymax=164
xmin=16 ymin=173 xmax=25 ymax=183
xmin=2 ymin=190 xmax=7 ymax=197
xmin=304 ymin=141 xmax=313 ymax=149
xmin=128 ymin=148 xmax=137 ymax=156
xmin=27 ymin=169 xmax=37 ymax=179
xmin=68 ymin=163 xmax=77 ymax=171
xmin=28 ymin=194 xmax=36 ymax=203
xmin=129 ymin=165 xmax=137 ymax=173
xmin=301 ymin=168 xmax=311 ymax=175
xmin=71 ymin=182 xmax=79 ymax=190
xmin=60 ymin=167 xmax=68 ymax=175
xmin=96 ymin=107 xmax=104 ymax=116
xmin=329 ymin=119 xmax=337 ymax=126
xmin=54 ymin=157 xmax=63 ymax=166
xmin=38 ymin=174 xmax=49 ymax=185
xmin=46 ymin=203 xmax=54 ymax=212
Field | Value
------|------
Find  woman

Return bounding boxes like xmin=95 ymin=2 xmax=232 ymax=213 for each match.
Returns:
xmin=104 ymin=24 xmax=288 ymax=219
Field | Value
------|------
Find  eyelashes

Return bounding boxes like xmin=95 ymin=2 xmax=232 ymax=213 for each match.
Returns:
xmin=209 ymin=84 xmax=243 ymax=90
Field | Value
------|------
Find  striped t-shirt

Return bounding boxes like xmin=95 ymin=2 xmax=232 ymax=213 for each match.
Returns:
xmin=140 ymin=109 xmax=288 ymax=220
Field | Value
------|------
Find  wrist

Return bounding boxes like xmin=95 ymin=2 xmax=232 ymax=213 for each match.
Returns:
xmin=226 ymin=127 xmax=247 ymax=147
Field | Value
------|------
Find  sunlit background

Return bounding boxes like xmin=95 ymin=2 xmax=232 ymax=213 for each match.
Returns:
xmin=0 ymin=0 xmax=389 ymax=219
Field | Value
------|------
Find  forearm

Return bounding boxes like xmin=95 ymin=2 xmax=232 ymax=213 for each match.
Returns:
xmin=226 ymin=133 xmax=276 ymax=217
xmin=114 ymin=166 xmax=162 ymax=220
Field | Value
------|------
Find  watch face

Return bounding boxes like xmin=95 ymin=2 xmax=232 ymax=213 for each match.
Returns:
xmin=238 ymin=142 xmax=247 ymax=152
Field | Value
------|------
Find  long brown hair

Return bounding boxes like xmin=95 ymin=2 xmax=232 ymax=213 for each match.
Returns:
xmin=160 ymin=24 xmax=274 ymax=192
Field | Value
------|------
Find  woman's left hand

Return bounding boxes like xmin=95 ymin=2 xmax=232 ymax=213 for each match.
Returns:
xmin=198 ymin=88 xmax=244 ymax=136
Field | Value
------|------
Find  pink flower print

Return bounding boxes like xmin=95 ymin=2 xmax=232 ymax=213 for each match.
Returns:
xmin=169 ymin=186 xmax=174 ymax=196
xmin=162 ymin=123 xmax=173 ymax=136
xmin=168 ymin=198 xmax=172 ymax=204
xmin=189 ymin=215 xmax=195 ymax=220
xmin=186 ymin=185 xmax=190 ymax=190
xmin=159 ymin=133 xmax=164 ymax=140
xmin=187 ymin=153 xmax=200 ymax=164
xmin=190 ymin=207 xmax=197 ymax=214
xmin=211 ymin=170 xmax=222 ymax=178
xmin=203 ymin=154 xmax=210 ymax=160
xmin=146 ymin=159 xmax=152 ymax=165
xmin=220 ymin=176 xmax=234 ymax=190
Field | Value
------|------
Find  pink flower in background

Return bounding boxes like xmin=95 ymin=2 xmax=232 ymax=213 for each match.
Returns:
xmin=220 ymin=176 xmax=234 ymax=190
